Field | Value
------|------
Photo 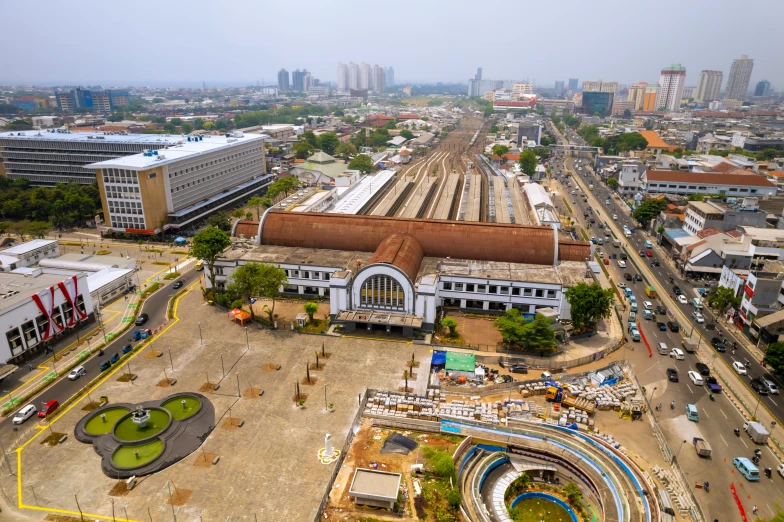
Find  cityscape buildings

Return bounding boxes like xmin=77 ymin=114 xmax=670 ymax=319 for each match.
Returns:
xmin=754 ymin=80 xmax=771 ymax=97
xmin=277 ymin=68 xmax=289 ymax=92
xmin=475 ymin=67 xmax=482 ymax=81
xmin=373 ymin=65 xmax=386 ymax=93
xmin=582 ymin=81 xmax=618 ymax=93
xmin=349 ymin=62 xmax=360 ymax=90
xmin=725 ymin=55 xmax=754 ymax=100
xmin=292 ymin=69 xmax=308 ymax=92
xmin=554 ymin=80 xmax=564 ymax=95
xmin=581 ymin=91 xmax=614 ymax=116
xmin=694 ymin=70 xmax=723 ymax=103
xmin=55 ymin=87 xmax=129 ymax=112
xmin=627 ymin=82 xmax=648 ymax=110
xmin=656 ymin=64 xmax=686 ymax=111
xmin=567 ymin=78 xmax=578 ymax=91
xmin=337 ymin=63 xmax=349 ymax=93
xmin=386 ymin=66 xmax=394 ymax=88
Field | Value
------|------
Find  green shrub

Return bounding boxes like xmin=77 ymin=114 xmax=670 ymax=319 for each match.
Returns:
xmin=446 ymin=490 xmax=461 ymax=509
xmin=231 ymin=300 xmax=243 ymax=309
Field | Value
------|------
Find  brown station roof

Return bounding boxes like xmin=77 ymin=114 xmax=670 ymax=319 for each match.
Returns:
xmin=234 ymin=212 xmax=590 ymax=267
xmin=368 ymin=233 xmax=424 ymax=282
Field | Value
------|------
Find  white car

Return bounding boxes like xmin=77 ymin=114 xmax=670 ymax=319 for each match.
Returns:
xmin=677 ymin=295 xmax=688 ymax=304
xmin=643 ymin=301 xmax=653 ymax=310
xmin=68 ymin=365 xmax=86 ymax=381
xmin=12 ymin=404 xmax=37 ymax=425
xmin=612 ymin=214 xmax=618 ymax=220
xmin=670 ymin=348 xmax=685 ymax=360
xmin=732 ymin=361 xmax=747 ymax=375
xmin=764 ymin=379 xmax=779 ymax=395
xmin=618 ymin=282 xmax=627 ymax=288
xmin=618 ymin=260 xmax=627 ymax=268
xmin=692 ymin=311 xmax=705 ymax=323
xmin=688 ymin=371 xmax=704 ymax=386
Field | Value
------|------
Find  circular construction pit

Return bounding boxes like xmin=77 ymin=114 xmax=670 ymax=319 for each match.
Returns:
xmin=510 ymin=492 xmax=577 ymax=522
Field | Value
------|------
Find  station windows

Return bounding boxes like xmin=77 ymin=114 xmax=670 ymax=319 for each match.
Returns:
xmin=442 ymin=282 xmax=452 ymax=290
xmin=511 ymin=288 xmax=520 ymax=296
xmin=360 ymin=275 xmax=405 ymax=310
xmin=466 ymin=284 xmax=475 ymax=292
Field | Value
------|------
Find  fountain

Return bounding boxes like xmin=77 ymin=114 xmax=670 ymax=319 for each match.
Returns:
xmin=132 ymin=405 xmax=151 ymax=429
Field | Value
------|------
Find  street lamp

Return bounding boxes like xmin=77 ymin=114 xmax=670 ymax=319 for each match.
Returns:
xmin=672 ymin=439 xmax=687 ymax=464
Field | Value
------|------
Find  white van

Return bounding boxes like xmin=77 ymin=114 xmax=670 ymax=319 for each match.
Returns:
xmin=692 ymin=298 xmax=703 ymax=309
xmin=657 ymin=342 xmax=669 ymax=355
xmin=670 ymin=348 xmax=685 ymax=360
xmin=13 ymin=404 xmax=37 ymax=425
xmin=618 ymin=260 xmax=627 ymax=268
xmin=624 ymin=230 xmax=631 ymax=238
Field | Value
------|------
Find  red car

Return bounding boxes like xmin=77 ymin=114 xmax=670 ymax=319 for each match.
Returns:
xmin=37 ymin=399 xmax=59 ymax=418
xmin=646 ymin=250 xmax=653 ymax=257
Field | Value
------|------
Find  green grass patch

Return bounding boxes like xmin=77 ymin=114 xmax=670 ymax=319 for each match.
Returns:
xmin=151 ymin=261 xmax=171 ymax=266
xmin=579 ymin=227 xmax=589 ymax=241
xmin=95 ymin=250 xmax=111 ymax=255
xmin=172 ymin=250 xmax=189 ymax=255
xmin=594 ymin=252 xmax=610 ymax=278
xmin=163 ymin=272 xmax=180 ymax=280
xmin=296 ymin=318 xmax=330 ymax=334
xmin=62 ymin=241 xmax=83 ymax=246
xmin=563 ymin=200 xmax=572 ymax=214
xmin=147 ymin=248 xmax=164 ymax=253
xmin=141 ymin=281 xmax=160 ymax=299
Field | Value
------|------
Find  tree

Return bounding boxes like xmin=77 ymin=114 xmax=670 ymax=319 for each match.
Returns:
xmin=227 ymin=263 xmax=265 ymax=319
xmin=257 ymin=263 xmax=288 ymax=325
xmin=532 ymin=146 xmax=550 ymax=159
xmin=441 ymin=317 xmax=458 ymax=337
xmin=163 ymin=123 xmax=177 ymax=134
xmin=247 ymin=196 xmax=268 ymax=220
xmin=316 ymin=132 xmax=339 ymax=155
xmin=107 ymin=113 xmax=124 ymax=122
xmin=672 ymin=147 xmax=684 ymax=159
xmin=193 ymin=117 xmax=204 ymax=130
xmin=190 ymin=226 xmax=232 ymax=292
xmin=170 ymin=118 xmax=183 ymax=126
xmin=623 ymin=109 xmax=632 ymax=118
xmin=400 ymin=129 xmax=414 ymax=140
xmin=564 ymin=282 xmax=615 ymax=331
xmin=562 ymin=482 xmax=583 ymax=506
xmin=334 ymin=142 xmax=357 ymax=160
xmin=707 ymin=286 xmax=741 ymax=315
xmin=304 ymin=302 xmax=318 ymax=322
xmin=203 ymin=121 xmax=215 ymax=131
xmin=384 ymin=120 xmax=397 ymax=130
xmin=232 ymin=209 xmax=243 ymax=218
xmin=607 ymin=177 xmax=618 ymax=190
xmin=267 ymin=177 xmax=301 ymax=199
xmin=518 ymin=150 xmax=537 ymax=176
xmin=206 ymin=211 xmax=231 ymax=232
xmin=657 ymin=226 xmax=665 ymax=235
xmin=292 ymin=140 xmax=314 ymax=159
xmin=26 ymin=221 xmax=51 ymax=239
xmin=348 ymin=154 xmax=374 ymax=174
xmin=302 ymin=130 xmax=318 ymax=147
xmin=491 ymin=144 xmax=510 ymax=157
xmin=632 ymin=198 xmax=668 ymax=227
xmin=494 ymin=310 xmax=555 ymax=351
xmin=181 ymin=122 xmax=193 ymax=134
xmin=764 ymin=342 xmax=784 ymax=375
xmin=9 ymin=220 xmax=29 ymax=241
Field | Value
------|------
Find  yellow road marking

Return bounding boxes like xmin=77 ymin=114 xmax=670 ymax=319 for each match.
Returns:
xmin=342 ymin=334 xmax=412 ymax=344
xmin=15 ymin=277 xmax=199 ymax=520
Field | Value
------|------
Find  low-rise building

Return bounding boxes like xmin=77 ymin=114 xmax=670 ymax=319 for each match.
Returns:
xmin=289 ymin=151 xmax=353 ymax=186
xmin=0 ymin=240 xmax=60 ymax=271
xmin=640 ymin=170 xmax=778 ymax=197
xmin=682 ymin=198 xmax=767 ymax=236
xmin=616 ymin=161 xmax=645 ymax=195
xmin=638 ymin=130 xmax=675 ymax=156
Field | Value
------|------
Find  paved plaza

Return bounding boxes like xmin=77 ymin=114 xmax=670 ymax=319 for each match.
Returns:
xmin=2 ymin=286 xmax=431 ymax=522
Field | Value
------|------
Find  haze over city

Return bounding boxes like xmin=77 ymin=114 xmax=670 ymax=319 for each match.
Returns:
xmin=2 ymin=0 xmax=783 ymax=87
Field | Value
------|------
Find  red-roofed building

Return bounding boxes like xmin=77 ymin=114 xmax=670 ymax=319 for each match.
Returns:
xmin=397 ymin=114 xmax=421 ymax=120
xmin=493 ymin=99 xmax=536 ymax=111
xmin=641 ymin=170 xmax=778 ymax=197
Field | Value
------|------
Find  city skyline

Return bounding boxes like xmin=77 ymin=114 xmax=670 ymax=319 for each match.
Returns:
xmin=1 ymin=1 xmax=782 ymax=88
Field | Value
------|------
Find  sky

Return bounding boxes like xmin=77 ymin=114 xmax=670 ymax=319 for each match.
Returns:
xmin=2 ymin=0 xmax=783 ymax=89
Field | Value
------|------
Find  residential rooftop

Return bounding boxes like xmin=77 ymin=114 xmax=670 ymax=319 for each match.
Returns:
xmin=1 ymin=239 xmax=57 ymax=256
xmin=0 ymin=130 xmax=184 ymax=145
xmin=644 ymin=170 xmax=777 ymax=188
xmin=86 ymin=133 xmax=265 ymax=171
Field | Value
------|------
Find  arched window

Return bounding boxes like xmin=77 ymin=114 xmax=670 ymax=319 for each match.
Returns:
xmin=360 ymin=275 xmax=405 ymax=310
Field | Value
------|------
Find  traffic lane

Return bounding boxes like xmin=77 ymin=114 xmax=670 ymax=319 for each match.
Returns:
xmin=582 ymin=166 xmax=784 ymax=422
xmin=1 ymin=271 xmax=195 ymax=434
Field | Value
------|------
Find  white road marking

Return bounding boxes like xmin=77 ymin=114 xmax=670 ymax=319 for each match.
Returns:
xmin=686 ymin=384 xmax=694 ymax=394
xmin=719 ymin=434 xmax=728 ymax=446
xmin=702 ymin=408 xmax=709 ymax=418
xmin=739 ymin=436 xmax=748 ymax=448
xmin=769 ymin=397 xmax=778 ymax=406
xmin=720 ymin=409 xmax=727 ymax=419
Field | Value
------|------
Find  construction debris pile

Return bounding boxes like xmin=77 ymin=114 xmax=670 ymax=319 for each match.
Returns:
xmin=561 ymin=365 xmax=640 ymax=410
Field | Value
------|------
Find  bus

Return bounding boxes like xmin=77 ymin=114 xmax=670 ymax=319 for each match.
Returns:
xmin=195 ymin=260 xmax=204 ymax=271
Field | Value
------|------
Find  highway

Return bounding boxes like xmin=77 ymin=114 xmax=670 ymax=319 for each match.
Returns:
xmin=546 ymin=147 xmax=784 ymax=520
xmin=0 ymin=268 xmax=198 ymax=448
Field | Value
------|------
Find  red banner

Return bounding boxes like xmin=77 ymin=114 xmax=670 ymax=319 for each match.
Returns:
xmin=57 ymin=275 xmax=88 ymax=326
xmin=30 ymin=286 xmax=64 ymax=341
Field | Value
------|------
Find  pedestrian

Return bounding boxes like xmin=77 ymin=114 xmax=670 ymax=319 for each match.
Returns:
xmin=28 ymin=363 xmax=33 ymax=372
xmin=752 ymin=506 xmax=758 ymax=515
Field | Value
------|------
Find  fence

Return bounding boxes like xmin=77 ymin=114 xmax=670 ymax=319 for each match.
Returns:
xmin=312 ymin=388 xmax=369 ymax=521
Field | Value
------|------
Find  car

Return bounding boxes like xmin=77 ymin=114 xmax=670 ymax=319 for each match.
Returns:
xmin=643 ymin=301 xmax=653 ymax=310
xmin=642 ymin=309 xmax=653 ymax=320
xmin=706 ymin=375 xmax=722 ymax=393
xmin=688 ymin=371 xmax=704 ymax=386
xmin=110 ymin=353 xmax=120 ymax=364
xmin=656 ymin=321 xmax=667 ymax=331
xmin=612 ymin=214 xmax=617 ymax=220
xmin=618 ymin=260 xmax=627 ymax=268
xmin=590 ymin=218 xmax=596 ymax=224
xmin=628 ymin=311 xmax=637 ymax=323
xmin=38 ymin=399 xmax=59 ymax=418
xmin=624 ymin=273 xmax=633 ymax=281
xmin=620 ymin=253 xmax=628 ymax=260
xmin=673 ymin=286 xmax=682 ymax=295
xmin=655 ymin=306 xmax=668 ymax=315
xmin=646 ymin=250 xmax=653 ymax=257
xmin=667 ymin=321 xmax=680 ymax=332
xmin=670 ymin=348 xmax=685 ymax=360
xmin=618 ymin=282 xmax=627 ymax=288
xmin=590 ymin=237 xmax=597 ymax=244
xmin=123 ymin=344 xmax=133 ymax=354
xmin=696 ymin=362 xmax=711 ymax=376
xmin=651 ymin=259 xmax=660 ymax=267
xmin=638 ymin=249 xmax=646 ymax=256
xmin=135 ymin=313 xmax=149 ymax=326
xmin=666 ymin=368 xmax=679 ymax=382
xmin=12 ymin=404 xmax=37 ymax=425
xmin=751 ymin=378 xmax=769 ymax=396
xmin=692 ymin=311 xmax=705 ymax=323
xmin=710 ymin=337 xmax=726 ymax=352
xmin=763 ymin=379 xmax=779 ymax=395
xmin=172 ymin=280 xmax=183 ymax=289
xmin=496 ymin=374 xmax=513 ymax=384
xmin=732 ymin=361 xmax=747 ymax=375
xmin=100 ymin=361 xmax=111 ymax=372
xmin=677 ymin=295 xmax=688 ymax=304
xmin=509 ymin=365 xmax=528 ymax=374
xmin=634 ymin=274 xmax=643 ymax=282
xmin=68 ymin=366 xmax=86 ymax=381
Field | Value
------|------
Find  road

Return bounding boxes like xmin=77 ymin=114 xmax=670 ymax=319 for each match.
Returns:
xmin=547 ymin=150 xmax=784 ymax=519
xmin=0 ymin=268 xmax=198 ymax=446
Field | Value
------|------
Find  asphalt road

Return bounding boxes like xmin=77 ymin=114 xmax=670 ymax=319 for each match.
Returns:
xmin=0 ymin=269 xmax=197 ymax=443
xmin=549 ymin=152 xmax=784 ymax=518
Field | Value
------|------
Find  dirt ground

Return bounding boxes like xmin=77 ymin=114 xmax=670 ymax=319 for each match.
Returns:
xmin=250 ymin=298 xmax=330 ymax=324
xmin=437 ymin=313 xmax=503 ymax=348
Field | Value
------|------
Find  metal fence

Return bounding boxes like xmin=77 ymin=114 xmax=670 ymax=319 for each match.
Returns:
xmin=312 ymin=388 xmax=369 ymax=521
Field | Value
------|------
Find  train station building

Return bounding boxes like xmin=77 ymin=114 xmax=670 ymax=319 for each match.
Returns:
xmin=212 ymin=212 xmax=591 ymax=335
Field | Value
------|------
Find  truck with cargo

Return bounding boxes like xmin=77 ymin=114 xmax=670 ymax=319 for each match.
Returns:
xmin=645 ymin=286 xmax=657 ymax=298
xmin=692 ymin=437 xmax=712 ymax=457
xmin=744 ymin=421 xmax=770 ymax=444
xmin=612 ymin=239 xmax=621 ymax=248
xmin=682 ymin=338 xmax=698 ymax=353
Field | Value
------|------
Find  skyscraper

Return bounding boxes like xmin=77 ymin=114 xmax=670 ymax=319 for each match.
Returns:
xmin=582 ymin=81 xmax=618 ymax=93
xmin=475 ymin=67 xmax=482 ymax=81
xmin=304 ymin=72 xmax=313 ymax=92
xmin=656 ymin=64 xmax=686 ymax=112
xmin=292 ymin=69 xmax=308 ymax=92
xmin=277 ymin=69 xmax=290 ymax=92
xmin=386 ymin=66 xmax=395 ymax=88
xmin=360 ymin=63 xmax=372 ymax=91
xmin=755 ymin=80 xmax=771 ymax=97
xmin=349 ymin=62 xmax=360 ymax=90
xmin=337 ymin=62 xmax=349 ymax=93
xmin=554 ymin=81 xmax=564 ymax=95
xmin=373 ymin=65 xmax=386 ymax=93
xmin=694 ymin=70 xmax=723 ymax=103
xmin=725 ymin=55 xmax=754 ymax=100
xmin=627 ymin=82 xmax=648 ymax=110
xmin=567 ymin=78 xmax=578 ymax=91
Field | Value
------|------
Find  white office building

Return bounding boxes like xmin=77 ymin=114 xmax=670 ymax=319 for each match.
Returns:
xmin=725 ymin=55 xmax=754 ymax=100
xmin=656 ymin=64 xmax=686 ymax=111
xmin=0 ymin=240 xmax=60 ymax=271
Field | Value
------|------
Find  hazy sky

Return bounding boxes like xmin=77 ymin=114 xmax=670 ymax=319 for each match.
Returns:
xmin=2 ymin=0 xmax=782 ymax=89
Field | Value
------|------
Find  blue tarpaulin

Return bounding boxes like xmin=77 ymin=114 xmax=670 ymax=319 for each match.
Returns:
xmin=173 ymin=237 xmax=187 ymax=245
xmin=431 ymin=350 xmax=447 ymax=366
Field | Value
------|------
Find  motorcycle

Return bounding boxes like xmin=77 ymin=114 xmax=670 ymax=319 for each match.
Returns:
xmin=709 ymin=394 xmax=715 ymax=402
xmin=764 ymin=468 xmax=772 ymax=478
xmin=734 ymin=427 xmax=741 ymax=437
xmin=98 ymin=349 xmax=105 ymax=356
xmin=670 ymin=401 xmax=675 ymax=410
xmin=703 ymin=482 xmax=709 ymax=493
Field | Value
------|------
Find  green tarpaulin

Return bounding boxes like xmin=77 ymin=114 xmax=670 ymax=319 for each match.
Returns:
xmin=445 ymin=352 xmax=475 ymax=373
